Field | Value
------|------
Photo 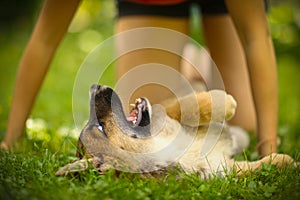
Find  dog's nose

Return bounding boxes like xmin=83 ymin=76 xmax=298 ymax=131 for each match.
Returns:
xmin=89 ymin=84 xmax=109 ymax=95
xmin=90 ymin=84 xmax=100 ymax=91
xmin=89 ymin=84 xmax=101 ymax=97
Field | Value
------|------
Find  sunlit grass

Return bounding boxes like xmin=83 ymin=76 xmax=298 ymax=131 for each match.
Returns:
xmin=0 ymin=148 xmax=299 ymax=200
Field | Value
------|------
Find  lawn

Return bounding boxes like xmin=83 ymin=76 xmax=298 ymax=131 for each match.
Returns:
xmin=0 ymin=1 xmax=300 ymax=199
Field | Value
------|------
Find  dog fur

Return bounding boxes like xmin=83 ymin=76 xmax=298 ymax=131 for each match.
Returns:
xmin=56 ymin=85 xmax=296 ymax=178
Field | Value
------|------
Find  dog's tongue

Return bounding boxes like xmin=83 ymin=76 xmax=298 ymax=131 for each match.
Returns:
xmin=127 ymin=108 xmax=138 ymax=125
xmin=127 ymin=98 xmax=146 ymax=127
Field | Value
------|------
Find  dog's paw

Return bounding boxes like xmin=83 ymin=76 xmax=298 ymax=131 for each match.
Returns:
xmin=210 ymin=90 xmax=237 ymax=123
xmin=225 ymin=94 xmax=237 ymax=121
xmin=163 ymin=90 xmax=238 ymax=126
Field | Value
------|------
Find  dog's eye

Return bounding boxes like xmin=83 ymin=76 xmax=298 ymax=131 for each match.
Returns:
xmin=97 ymin=123 xmax=104 ymax=132
xmin=97 ymin=122 xmax=108 ymax=138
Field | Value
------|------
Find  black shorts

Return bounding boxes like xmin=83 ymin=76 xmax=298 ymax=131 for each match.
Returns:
xmin=117 ymin=0 xmax=268 ymax=18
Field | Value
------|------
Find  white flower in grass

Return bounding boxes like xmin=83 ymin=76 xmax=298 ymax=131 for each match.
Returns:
xmin=57 ymin=126 xmax=80 ymax=139
xmin=26 ymin=118 xmax=50 ymax=142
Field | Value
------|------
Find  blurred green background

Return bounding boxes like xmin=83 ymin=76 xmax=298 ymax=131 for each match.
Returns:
xmin=0 ymin=0 xmax=299 ymax=153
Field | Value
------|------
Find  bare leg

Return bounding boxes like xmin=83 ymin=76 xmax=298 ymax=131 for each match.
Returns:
xmin=225 ymin=0 xmax=278 ymax=156
xmin=202 ymin=15 xmax=256 ymax=133
xmin=1 ymin=0 xmax=80 ymax=149
xmin=115 ymin=16 xmax=189 ymax=104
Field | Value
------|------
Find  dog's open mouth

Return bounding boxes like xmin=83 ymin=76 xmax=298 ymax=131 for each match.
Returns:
xmin=127 ymin=98 xmax=150 ymax=127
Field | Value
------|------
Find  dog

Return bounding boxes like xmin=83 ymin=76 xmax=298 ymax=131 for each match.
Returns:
xmin=56 ymin=84 xmax=296 ymax=178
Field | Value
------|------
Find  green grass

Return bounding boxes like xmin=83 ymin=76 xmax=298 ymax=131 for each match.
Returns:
xmin=1 ymin=1 xmax=300 ymax=200
xmin=0 ymin=148 xmax=299 ymax=200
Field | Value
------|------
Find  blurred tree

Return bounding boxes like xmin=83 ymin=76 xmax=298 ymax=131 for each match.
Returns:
xmin=0 ymin=0 xmax=41 ymax=30
xmin=269 ymin=0 xmax=300 ymax=54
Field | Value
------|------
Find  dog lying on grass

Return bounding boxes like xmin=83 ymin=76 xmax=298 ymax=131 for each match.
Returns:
xmin=56 ymin=84 xmax=296 ymax=178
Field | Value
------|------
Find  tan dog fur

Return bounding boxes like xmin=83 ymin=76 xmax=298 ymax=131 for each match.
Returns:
xmin=56 ymin=86 xmax=296 ymax=178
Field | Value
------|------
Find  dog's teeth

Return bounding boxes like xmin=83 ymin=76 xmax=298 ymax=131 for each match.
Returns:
xmin=135 ymin=98 xmax=142 ymax=104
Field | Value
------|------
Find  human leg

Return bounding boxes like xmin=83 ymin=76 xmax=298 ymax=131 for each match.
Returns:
xmin=225 ymin=0 xmax=278 ymax=156
xmin=115 ymin=2 xmax=189 ymax=105
xmin=202 ymin=14 xmax=257 ymax=133
xmin=1 ymin=0 xmax=80 ymax=149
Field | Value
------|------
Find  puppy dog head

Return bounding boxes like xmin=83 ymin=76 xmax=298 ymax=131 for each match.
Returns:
xmin=64 ymin=84 xmax=159 ymax=175
xmin=90 ymin=84 xmax=150 ymax=124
